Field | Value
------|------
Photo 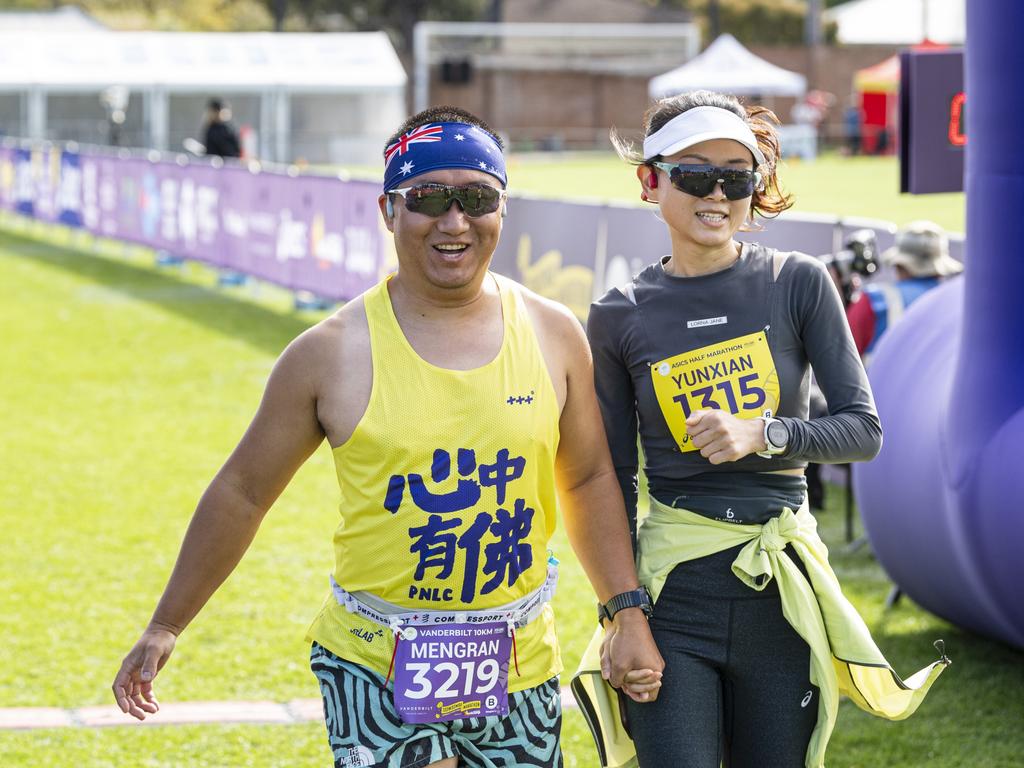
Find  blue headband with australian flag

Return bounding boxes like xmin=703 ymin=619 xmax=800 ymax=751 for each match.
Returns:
xmin=383 ymin=121 xmax=507 ymax=192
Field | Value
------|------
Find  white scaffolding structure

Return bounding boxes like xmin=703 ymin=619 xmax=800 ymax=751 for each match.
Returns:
xmin=413 ymin=21 xmax=701 ymax=114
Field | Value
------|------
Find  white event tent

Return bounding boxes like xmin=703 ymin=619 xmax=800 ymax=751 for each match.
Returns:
xmin=649 ymin=34 xmax=806 ymax=99
xmin=824 ymin=0 xmax=964 ymax=45
xmin=0 ymin=31 xmax=407 ymax=164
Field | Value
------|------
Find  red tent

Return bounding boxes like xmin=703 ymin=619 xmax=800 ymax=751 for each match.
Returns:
xmin=853 ymin=41 xmax=946 ymax=154
xmin=854 ymin=55 xmax=899 ymax=153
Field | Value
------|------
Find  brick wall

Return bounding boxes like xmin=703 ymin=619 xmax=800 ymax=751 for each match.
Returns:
xmin=750 ymin=44 xmax=903 ymax=142
xmin=428 ymin=44 xmax=905 ymax=150
xmin=432 ymin=69 xmax=654 ymax=149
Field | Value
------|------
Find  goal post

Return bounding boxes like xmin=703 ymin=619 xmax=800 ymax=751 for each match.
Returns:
xmin=413 ymin=21 xmax=701 ymax=115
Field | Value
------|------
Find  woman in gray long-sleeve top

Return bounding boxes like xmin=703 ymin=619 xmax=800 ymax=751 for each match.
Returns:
xmin=585 ymin=90 xmax=887 ymax=767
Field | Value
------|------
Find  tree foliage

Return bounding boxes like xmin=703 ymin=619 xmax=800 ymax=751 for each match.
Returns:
xmin=271 ymin=0 xmax=490 ymax=53
xmin=2 ymin=0 xmax=275 ymax=31
xmin=714 ymin=0 xmax=838 ymax=46
xmin=2 ymin=0 xmax=486 ymax=37
xmin=8 ymin=0 xmax=839 ymax=44
xmin=655 ymin=0 xmax=839 ymax=46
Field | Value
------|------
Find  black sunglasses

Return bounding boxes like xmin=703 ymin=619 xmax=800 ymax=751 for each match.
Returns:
xmin=388 ymin=183 xmax=506 ymax=218
xmin=650 ymin=162 xmax=762 ymax=201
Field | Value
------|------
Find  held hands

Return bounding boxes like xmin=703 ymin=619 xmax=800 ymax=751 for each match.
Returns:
xmin=685 ymin=410 xmax=765 ymax=464
xmin=111 ymin=625 xmax=177 ymax=720
xmin=600 ymin=609 xmax=665 ymax=703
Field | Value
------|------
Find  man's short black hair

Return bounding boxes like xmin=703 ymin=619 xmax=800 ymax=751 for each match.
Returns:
xmin=384 ymin=106 xmax=503 ymax=154
xmin=207 ymin=98 xmax=224 ymax=112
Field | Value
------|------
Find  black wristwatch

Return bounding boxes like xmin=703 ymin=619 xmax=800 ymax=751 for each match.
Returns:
xmin=598 ymin=586 xmax=654 ymax=624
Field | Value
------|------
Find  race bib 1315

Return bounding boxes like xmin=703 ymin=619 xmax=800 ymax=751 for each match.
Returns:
xmin=650 ymin=331 xmax=780 ymax=452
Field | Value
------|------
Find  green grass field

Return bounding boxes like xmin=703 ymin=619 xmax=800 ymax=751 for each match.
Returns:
xmin=0 ymin=154 xmax=1017 ymax=767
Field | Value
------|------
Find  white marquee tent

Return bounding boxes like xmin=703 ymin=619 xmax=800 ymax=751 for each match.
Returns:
xmin=0 ymin=31 xmax=407 ymax=164
xmin=649 ymin=34 xmax=806 ymax=99
xmin=824 ymin=0 xmax=964 ymax=45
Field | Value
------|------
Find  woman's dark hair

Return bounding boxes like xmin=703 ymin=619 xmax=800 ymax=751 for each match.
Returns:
xmin=384 ymin=106 xmax=504 ymax=154
xmin=611 ymin=90 xmax=794 ymax=219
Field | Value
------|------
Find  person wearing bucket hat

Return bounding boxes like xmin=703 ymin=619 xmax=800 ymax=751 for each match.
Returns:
xmin=849 ymin=220 xmax=964 ymax=356
xmin=572 ymin=90 xmax=949 ymax=768
xmin=884 ymin=220 xmax=962 ymax=278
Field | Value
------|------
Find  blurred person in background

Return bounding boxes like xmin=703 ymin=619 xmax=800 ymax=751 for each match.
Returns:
xmin=202 ymin=98 xmax=242 ymax=159
xmin=842 ymin=99 xmax=861 ymax=156
xmin=848 ymin=220 xmax=963 ymax=357
xmin=825 ymin=229 xmax=880 ymax=357
xmin=805 ymin=229 xmax=880 ymax=508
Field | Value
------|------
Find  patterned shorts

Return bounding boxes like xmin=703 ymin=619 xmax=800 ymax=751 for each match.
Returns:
xmin=310 ymin=643 xmax=563 ymax=768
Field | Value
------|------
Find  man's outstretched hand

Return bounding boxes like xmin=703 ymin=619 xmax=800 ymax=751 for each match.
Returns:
xmin=112 ymin=626 xmax=177 ymax=720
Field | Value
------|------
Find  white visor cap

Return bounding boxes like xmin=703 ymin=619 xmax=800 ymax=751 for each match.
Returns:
xmin=642 ymin=106 xmax=767 ymax=168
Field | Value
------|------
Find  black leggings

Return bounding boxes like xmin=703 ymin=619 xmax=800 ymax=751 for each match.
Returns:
xmin=625 ymin=546 xmax=818 ymax=768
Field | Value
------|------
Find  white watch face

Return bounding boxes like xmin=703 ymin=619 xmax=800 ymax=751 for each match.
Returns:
xmin=767 ymin=420 xmax=788 ymax=448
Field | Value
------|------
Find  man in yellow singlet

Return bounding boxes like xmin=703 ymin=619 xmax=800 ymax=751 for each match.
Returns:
xmin=112 ymin=106 xmax=663 ymax=768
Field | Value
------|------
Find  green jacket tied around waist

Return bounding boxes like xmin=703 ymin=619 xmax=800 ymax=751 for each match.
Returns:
xmin=571 ymin=498 xmax=949 ymax=768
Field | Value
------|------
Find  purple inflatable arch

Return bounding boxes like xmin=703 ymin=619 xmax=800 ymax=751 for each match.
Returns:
xmin=852 ymin=0 xmax=1024 ymax=649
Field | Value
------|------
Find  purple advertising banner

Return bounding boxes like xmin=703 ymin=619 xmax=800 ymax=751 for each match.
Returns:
xmin=491 ymin=197 xmax=896 ymax=322
xmin=32 ymin=146 xmax=57 ymax=222
xmin=5 ymin=145 xmax=81 ymax=225
xmin=13 ymin=147 xmax=35 ymax=216
xmin=0 ymin=146 xmax=12 ymax=211
xmin=0 ymin=144 xmax=391 ymax=302
xmin=0 ymin=140 xmax=962 ymax=311
xmin=57 ymin=150 xmax=84 ymax=228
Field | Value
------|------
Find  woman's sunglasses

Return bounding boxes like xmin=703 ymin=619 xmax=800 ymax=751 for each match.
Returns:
xmin=649 ymin=162 xmax=762 ymax=201
xmin=388 ymin=183 xmax=505 ymax=218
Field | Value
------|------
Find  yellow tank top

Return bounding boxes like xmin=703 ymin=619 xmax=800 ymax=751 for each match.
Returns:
xmin=307 ymin=273 xmax=563 ymax=692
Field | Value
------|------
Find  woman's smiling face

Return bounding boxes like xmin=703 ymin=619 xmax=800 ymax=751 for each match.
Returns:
xmin=642 ymin=137 xmax=756 ymax=260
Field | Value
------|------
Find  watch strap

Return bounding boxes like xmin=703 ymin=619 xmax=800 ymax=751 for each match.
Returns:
xmin=602 ymin=586 xmax=653 ymax=622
